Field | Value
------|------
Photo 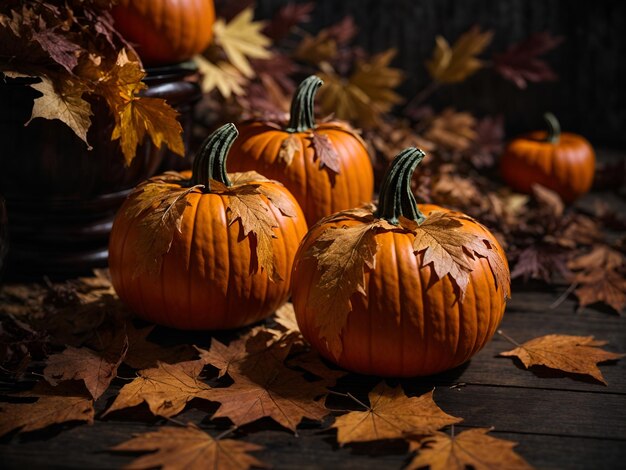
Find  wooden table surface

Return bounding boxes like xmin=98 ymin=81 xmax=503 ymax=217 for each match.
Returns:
xmin=0 ymin=278 xmax=624 ymax=470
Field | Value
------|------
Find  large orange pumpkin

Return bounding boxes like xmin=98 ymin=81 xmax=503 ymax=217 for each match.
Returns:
xmin=228 ymin=75 xmax=374 ymax=226
xmin=109 ymin=123 xmax=307 ymax=330
xmin=292 ymin=148 xmax=510 ymax=377
xmin=112 ymin=0 xmax=215 ymax=66
xmin=500 ymin=113 xmax=595 ymax=202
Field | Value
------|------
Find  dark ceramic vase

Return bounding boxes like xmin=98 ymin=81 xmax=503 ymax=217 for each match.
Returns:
xmin=0 ymin=62 xmax=202 ymax=280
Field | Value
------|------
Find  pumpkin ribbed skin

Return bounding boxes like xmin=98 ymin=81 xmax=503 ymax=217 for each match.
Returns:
xmin=112 ymin=0 xmax=215 ymax=66
xmin=109 ymin=124 xmax=308 ymax=330
xmin=500 ymin=115 xmax=595 ymax=203
xmin=229 ymin=122 xmax=374 ymax=226
xmin=292 ymin=204 xmax=508 ymax=377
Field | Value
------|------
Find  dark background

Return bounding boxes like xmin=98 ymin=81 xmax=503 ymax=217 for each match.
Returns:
xmin=256 ymin=0 xmax=626 ymax=147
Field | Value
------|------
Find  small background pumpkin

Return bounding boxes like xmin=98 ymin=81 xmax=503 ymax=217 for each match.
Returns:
xmin=109 ymin=123 xmax=307 ymax=330
xmin=292 ymin=148 xmax=510 ymax=377
xmin=112 ymin=0 xmax=215 ymax=66
xmin=228 ymin=75 xmax=374 ymax=225
xmin=500 ymin=113 xmax=595 ymax=202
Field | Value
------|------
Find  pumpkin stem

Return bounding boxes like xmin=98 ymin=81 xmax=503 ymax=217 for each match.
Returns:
xmin=191 ymin=123 xmax=238 ymax=191
xmin=286 ymin=75 xmax=323 ymax=133
xmin=544 ymin=112 xmax=561 ymax=144
xmin=375 ymin=147 xmax=426 ymax=225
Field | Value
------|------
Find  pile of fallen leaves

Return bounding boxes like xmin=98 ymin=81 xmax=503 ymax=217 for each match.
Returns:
xmin=0 ymin=0 xmax=184 ymax=164
xmin=0 ymin=271 xmax=623 ymax=468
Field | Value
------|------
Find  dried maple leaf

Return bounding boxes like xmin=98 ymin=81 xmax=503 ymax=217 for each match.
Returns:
xmin=572 ymin=270 xmax=626 ymax=314
xmin=26 ymin=76 xmax=93 ymax=148
xmin=286 ymin=350 xmax=347 ymax=388
xmin=278 ymin=134 xmax=301 ymax=166
xmin=112 ymin=423 xmax=268 ymax=470
xmin=510 ymin=243 xmax=570 ymax=283
xmin=426 ymin=26 xmax=493 ymax=83
xmin=308 ymin=132 xmax=341 ymax=173
xmin=43 ymin=333 xmax=128 ymax=400
xmin=331 ymin=382 xmax=461 ymax=445
xmin=103 ymin=360 xmax=212 ymax=418
xmin=264 ymin=1 xmax=314 ymax=41
xmin=273 ymin=302 xmax=300 ymax=335
xmin=407 ymin=428 xmax=532 ymax=470
xmin=494 ymin=32 xmax=563 ymax=89
xmin=208 ymin=365 xmax=328 ymax=433
xmin=0 ymin=381 xmax=94 ymax=437
xmin=124 ymin=323 xmax=197 ymax=370
xmin=568 ymin=245 xmax=624 ymax=272
xmin=213 ymin=7 xmax=272 ymax=78
xmin=195 ymin=55 xmax=247 ymax=98
xmin=499 ymin=333 xmax=624 ymax=385
xmin=318 ymin=50 xmax=404 ymax=127
xmin=423 ymin=108 xmax=476 ymax=152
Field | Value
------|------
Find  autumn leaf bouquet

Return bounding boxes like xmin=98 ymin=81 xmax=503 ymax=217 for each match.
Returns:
xmin=0 ymin=0 xmax=184 ymax=165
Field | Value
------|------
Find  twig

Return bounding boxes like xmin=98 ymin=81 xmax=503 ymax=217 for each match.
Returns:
xmin=550 ymin=282 xmax=578 ymax=309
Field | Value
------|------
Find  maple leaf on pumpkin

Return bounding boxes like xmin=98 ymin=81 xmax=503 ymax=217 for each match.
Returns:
xmin=493 ymin=32 xmax=563 ymax=89
xmin=207 ymin=358 xmax=329 ymax=433
xmin=213 ymin=7 xmax=272 ymax=78
xmin=308 ymin=132 xmax=341 ymax=173
xmin=112 ymin=423 xmax=268 ymax=470
xmin=0 ymin=381 xmax=94 ymax=437
xmin=426 ymin=26 xmax=493 ymax=83
xmin=407 ymin=428 xmax=533 ymax=470
xmin=331 ymin=382 xmax=461 ymax=445
xmin=278 ymin=134 xmax=301 ymax=166
xmin=499 ymin=332 xmax=624 ymax=385
xmin=43 ymin=333 xmax=128 ymax=400
xmin=103 ymin=360 xmax=212 ymax=418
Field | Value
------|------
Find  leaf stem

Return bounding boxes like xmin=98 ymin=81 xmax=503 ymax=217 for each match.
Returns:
xmin=327 ymin=389 xmax=371 ymax=410
xmin=497 ymin=330 xmax=522 ymax=347
xmin=406 ymin=81 xmax=440 ymax=110
xmin=375 ymin=148 xmax=426 ymax=225
xmin=191 ymin=123 xmax=238 ymax=191
xmin=286 ymin=75 xmax=322 ymax=133
xmin=550 ymin=282 xmax=578 ymax=309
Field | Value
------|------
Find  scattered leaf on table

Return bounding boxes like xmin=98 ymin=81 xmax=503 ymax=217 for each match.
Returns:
xmin=207 ymin=358 xmax=329 ymax=433
xmin=308 ymin=132 xmax=341 ymax=173
xmin=426 ymin=26 xmax=493 ymax=83
xmin=273 ymin=302 xmax=300 ymax=335
xmin=406 ymin=428 xmax=533 ymax=470
xmin=213 ymin=7 xmax=272 ymax=78
xmin=332 ymin=382 xmax=461 ymax=445
xmin=112 ymin=423 xmax=268 ymax=470
xmin=572 ymin=270 xmax=626 ymax=315
xmin=287 ymin=350 xmax=347 ymax=388
xmin=26 ymin=76 xmax=93 ymax=148
xmin=43 ymin=333 xmax=128 ymax=400
xmin=124 ymin=323 xmax=197 ymax=370
xmin=499 ymin=333 xmax=624 ymax=385
xmin=0 ymin=381 xmax=94 ymax=437
xmin=493 ymin=32 xmax=563 ymax=89
xmin=510 ymin=243 xmax=570 ymax=283
xmin=103 ymin=360 xmax=212 ymax=418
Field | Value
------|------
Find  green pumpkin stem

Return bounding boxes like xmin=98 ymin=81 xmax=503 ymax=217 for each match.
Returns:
xmin=376 ymin=147 xmax=426 ymax=225
xmin=191 ymin=123 xmax=238 ymax=191
xmin=544 ymin=112 xmax=561 ymax=144
xmin=286 ymin=75 xmax=323 ymax=133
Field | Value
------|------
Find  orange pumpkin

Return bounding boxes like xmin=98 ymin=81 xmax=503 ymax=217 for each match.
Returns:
xmin=500 ymin=113 xmax=595 ymax=202
xmin=292 ymin=148 xmax=510 ymax=377
xmin=112 ymin=0 xmax=215 ymax=66
xmin=228 ymin=75 xmax=374 ymax=226
xmin=109 ymin=123 xmax=307 ymax=330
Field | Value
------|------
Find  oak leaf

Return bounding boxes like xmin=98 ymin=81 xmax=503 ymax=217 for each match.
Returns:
xmin=499 ymin=333 xmax=624 ymax=385
xmin=407 ymin=428 xmax=532 ymax=470
xmin=103 ymin=360 xmax=212 ymax=418
xmin=112 ymin=423 xmax=267 ymax=470
xmin=331 ymin=382 xmax=461 ymax=445
xmin=207 ymin=357 xmax=329 ymax=433
xmin=213 ymin=7 xmax=272 ymax=78
xmin=426 ymin=26 xmax=493 ymax=83
xmin=43 ymin=333 xmax=128 ymax=400
xmin=26 ymin=76 xmax=93 ymax=148
xmin=308 ymin=132 xmax=341 ymax=173
xmin=0 ymin=381 xmax=94 ymax=437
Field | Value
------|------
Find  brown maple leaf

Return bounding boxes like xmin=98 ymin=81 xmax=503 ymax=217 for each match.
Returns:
xmin=499 ymin=333 xmax=624 ymax=385
xmin=286 ymin=350 xmax=347 ymax=388
xmin=426 ymin=26 xmax=493 ymax=83
xmin=331 ymin=382 xmax=461 ymax=445
xmin=124 ymin=323 xmax=197 ymax=370
xmin=278 ymin=134 xmax=301 ymax=166
xmin=112 ymin=423 xmax=268 ymax=470
xmin=423 ymin=108 xmax=476 ymax=152
xmin=407 ymin=428 xmax=533 ymax=470
xmin=103 ymin=360 xmax=212 ymax=418
xmin=572 ymin=270 xmax=626 ymax=315
xmin=207 ymin=357 xmax=329 ymax=433
xmin=273 ymin=302 xmax=300 ymax=336
xmin=308 ymin=132 xmax=341 ymax=173
xmin=0 ymin=381 xmax=94 ymax=437
xmin=43 ymin=333 xmax=128 ymax=400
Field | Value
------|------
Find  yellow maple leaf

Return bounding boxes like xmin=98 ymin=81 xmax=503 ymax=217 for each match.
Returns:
xmin=426 ymin=26 xmax=493 ymax=83
xmin=194 ymin=55 xmax=247 ymax=97
xmin=213 ymin=7 xmax=272 ymax=78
